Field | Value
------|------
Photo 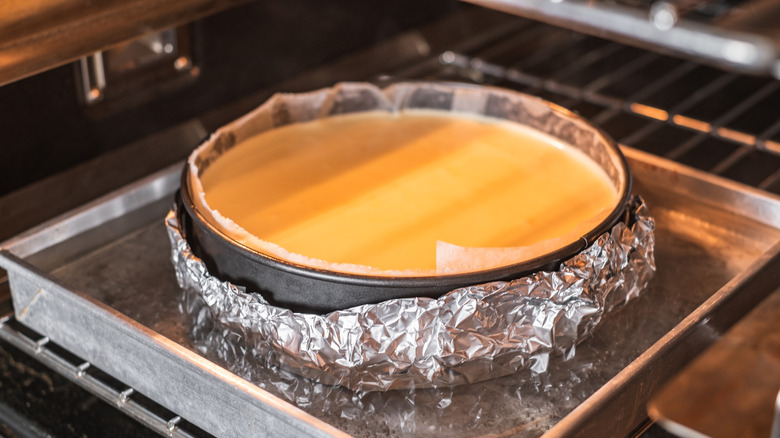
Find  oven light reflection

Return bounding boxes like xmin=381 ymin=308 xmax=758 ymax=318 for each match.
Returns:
xmin=629 ymin=103 xmax=668 ymax=121
xmin=673 ymin=115 xmax=712 ymax=133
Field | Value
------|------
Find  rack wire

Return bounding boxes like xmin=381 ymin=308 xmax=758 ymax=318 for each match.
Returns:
xmin=0 ymin=313 xmax=211 ymax=438
xmin=461 ymin=0 xmax=780 ymax=79
xmin=389 ymin=17 xmax=780 ymax=195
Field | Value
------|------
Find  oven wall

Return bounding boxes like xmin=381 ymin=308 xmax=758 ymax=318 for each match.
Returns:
xmin=0 ymin=0 xmax=459 ymax=198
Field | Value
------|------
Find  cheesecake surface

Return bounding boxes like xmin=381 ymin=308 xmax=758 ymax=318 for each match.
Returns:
xmin=194 ymin=110 xmax=619 ymax=275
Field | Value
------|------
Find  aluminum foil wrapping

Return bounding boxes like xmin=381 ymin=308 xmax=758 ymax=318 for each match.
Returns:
xmin=167 ymin=196 xmax=655 ymax=392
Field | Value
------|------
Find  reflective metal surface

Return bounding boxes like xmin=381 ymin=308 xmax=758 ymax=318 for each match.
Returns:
xmin=0 ymin=243 xmax=345 ymax=437
xmin=460 ymin=0 xmax=780 ymax=78
xmin=0 ymin=0 xmax=248 ymax=86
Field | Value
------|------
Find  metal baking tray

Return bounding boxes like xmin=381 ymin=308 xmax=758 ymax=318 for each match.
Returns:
xmin=648 ymin=283 xmax=780 ymax=437
xmin=1 ymin=147 xmax=780 ymax=437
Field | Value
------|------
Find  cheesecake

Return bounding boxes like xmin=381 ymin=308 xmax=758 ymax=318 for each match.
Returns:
xmin=190 ymin=110 xmax=619 ymax=276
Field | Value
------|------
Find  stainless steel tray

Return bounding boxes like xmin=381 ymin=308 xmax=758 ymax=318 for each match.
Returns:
xmin=648 ymin=283 xmax=780 ymax=438
xmin=1 ymin=148 xmax=780 ymax=438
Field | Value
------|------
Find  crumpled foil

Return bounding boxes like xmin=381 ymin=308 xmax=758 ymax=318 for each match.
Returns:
xmin=167 ymin=196 xmax=655 ymax=392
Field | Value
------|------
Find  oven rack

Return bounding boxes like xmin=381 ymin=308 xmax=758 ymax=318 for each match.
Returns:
xmin=389 ymin=15 xmax=780 ymax=195
xmin=0 ymin=313 xmax=211 ymax=438
xmin=461 ymin=0 xmax=780 ymax=79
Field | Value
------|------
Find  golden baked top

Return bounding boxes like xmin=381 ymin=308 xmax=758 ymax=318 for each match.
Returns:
xmin=192 ymin=110 xmax=618 ymax=276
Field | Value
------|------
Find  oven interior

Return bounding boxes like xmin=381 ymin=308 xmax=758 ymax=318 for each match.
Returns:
xmin=1 ymin=1 xmax=780 ymax=437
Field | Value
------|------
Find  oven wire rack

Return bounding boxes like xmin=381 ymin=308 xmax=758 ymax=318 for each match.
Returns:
xmin=388 ymin=17 xmax=780 ymax=195
xmin=461 ymin=0 xmax=780 ymax=79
